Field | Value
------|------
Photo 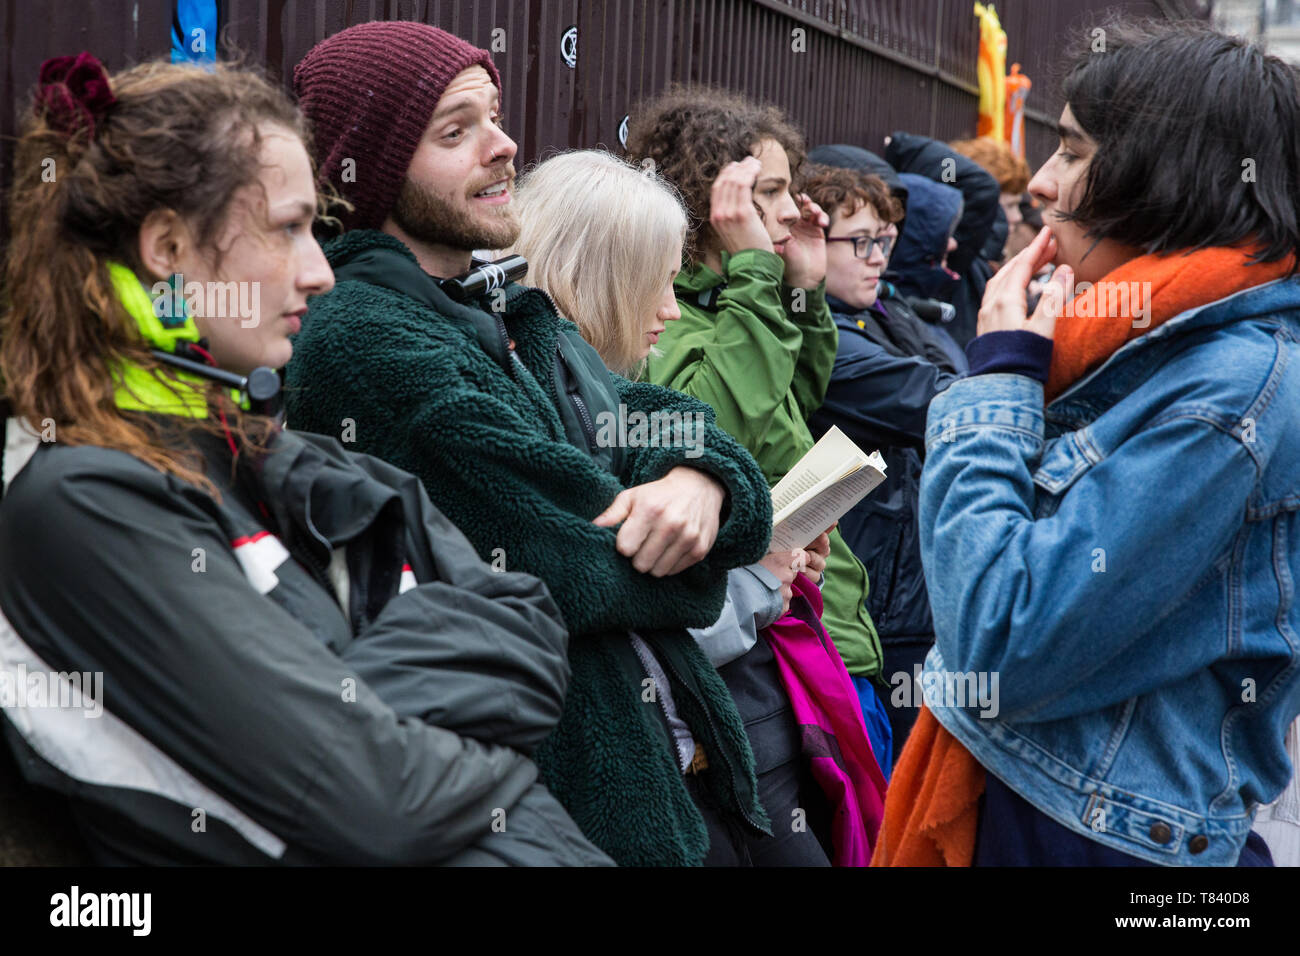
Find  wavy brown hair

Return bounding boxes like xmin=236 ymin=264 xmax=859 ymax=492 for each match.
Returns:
xmin=802 ymin=164 xmax=904 ymax=227
xmin=624 ymin=86 xmax=806 ymax=266
xmin=949 ymin=137 xmax=1030 ymax=195
xmin=2 ymin=59 xmax=318 ymax=496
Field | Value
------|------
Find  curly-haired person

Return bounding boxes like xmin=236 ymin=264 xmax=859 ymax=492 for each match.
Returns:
xmin=625 ymin=87 xmax=895 ymax=766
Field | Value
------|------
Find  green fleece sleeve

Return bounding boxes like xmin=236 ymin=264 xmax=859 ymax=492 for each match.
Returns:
xmin=783 ymin=282 xmax=838 ymax=421
xmin=285 ymin=290 xmax=752 ymax=637
xmin=656 ymin=249 xmax=803 ymax=450
xmin=399 ymin=386 xmax=743 ymax=636
xmin=610 ymin=376 xmax=773 ymax=573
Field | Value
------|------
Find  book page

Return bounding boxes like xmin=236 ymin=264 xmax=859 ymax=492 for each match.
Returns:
xmin=770 ymin=466 xmax=825 ymax=516
xmin=770 ymin=459 xmax=886 ymax=551
xmin=770 ymin=426 xmax=867 ymax=516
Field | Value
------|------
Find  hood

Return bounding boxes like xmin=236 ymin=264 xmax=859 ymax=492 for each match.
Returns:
xmin=885 ymin=130 xmax=1000 ymax=274
xmin=674 ymin=254 xmax=729 ymax=297
xmin=808 ymin=144 xmax=908 ymax=214
xmin=885 ymin=173 xmax=963 ymax=302
xmin=982 ymin=206 xmax=1009 ymax=262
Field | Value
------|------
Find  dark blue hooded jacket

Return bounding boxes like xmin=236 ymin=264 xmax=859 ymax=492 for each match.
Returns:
xmin=886 ymin=132 xmax=1001 ymax=348
xmin=809 ymin=286 xmax=963 ymax=654
xmin=886 ymin=173 xmax=964 ymax=304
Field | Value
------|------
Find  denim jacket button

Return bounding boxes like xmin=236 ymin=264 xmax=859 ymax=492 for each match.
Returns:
xmin=1188 ymin=834 xmax=1209 ymax=854
xmin=1149 ymin=822 xmax=1173 ymax=844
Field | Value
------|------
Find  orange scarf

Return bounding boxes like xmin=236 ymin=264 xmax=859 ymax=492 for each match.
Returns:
xmin=876 ymin=247 xmax=1295 ymax=867
xmin=1046 ymin=246 xmax=1296 ymax=400
xmin=870 ymin=706 xmax=984 ymax=866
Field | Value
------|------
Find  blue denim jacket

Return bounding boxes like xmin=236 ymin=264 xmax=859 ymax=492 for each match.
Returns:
xmin=918 ymin=278 xmax=1300 ymax=866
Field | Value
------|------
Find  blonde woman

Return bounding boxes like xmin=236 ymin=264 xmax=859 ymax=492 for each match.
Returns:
xmin=514 ymin=149 xmax=842 ymax=865
xmin=509 ymin=151 xmax=680 ymax=377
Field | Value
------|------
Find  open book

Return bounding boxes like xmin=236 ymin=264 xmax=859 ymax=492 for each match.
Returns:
xmin=769 ymin=426 xmax=887 ymax=551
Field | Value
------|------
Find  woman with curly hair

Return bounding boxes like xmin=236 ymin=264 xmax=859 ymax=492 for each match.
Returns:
xmin=0 ymin=54 xmax=609 ymax=866
xmin=625 ymin=88 xmax=895 ymax=767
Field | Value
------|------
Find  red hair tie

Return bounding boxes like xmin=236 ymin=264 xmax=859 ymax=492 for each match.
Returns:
xmin=35 ymin=52 xmax=116 ymax=141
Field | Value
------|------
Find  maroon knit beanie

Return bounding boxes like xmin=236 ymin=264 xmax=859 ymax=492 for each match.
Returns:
xmin=293 ymin=21 xmax=502 ymax=232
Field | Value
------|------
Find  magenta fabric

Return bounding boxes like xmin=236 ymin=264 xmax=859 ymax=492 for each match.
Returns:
xmin=764 ymin=573 xmax=888 ymax=865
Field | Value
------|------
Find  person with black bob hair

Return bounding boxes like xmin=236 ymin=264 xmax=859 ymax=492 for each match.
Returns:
xmin=876 ymin=17 xmax=1300 ymax=867
xmin=1058 ymin=20 xmax=1299 ymax=266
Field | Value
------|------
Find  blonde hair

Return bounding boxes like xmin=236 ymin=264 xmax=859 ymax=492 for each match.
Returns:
xmin=512 ymin=150 xmax=686 ymax=376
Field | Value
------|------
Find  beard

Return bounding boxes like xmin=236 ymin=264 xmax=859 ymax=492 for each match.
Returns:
xmin=391 ymin=172 xmax=521 ymax=253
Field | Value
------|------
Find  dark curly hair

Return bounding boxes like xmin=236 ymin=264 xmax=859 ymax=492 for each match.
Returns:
xmin=624 ymin=85 xmax=806 ymax=266
xmin=802 ymin=164 xmax=903 ymax=227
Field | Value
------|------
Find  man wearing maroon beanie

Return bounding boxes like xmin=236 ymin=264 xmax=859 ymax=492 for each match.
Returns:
xmin=293 ymin=19 xmax=516 ymax=270
xmin=285 ymin=21 xmax=777 ymax=867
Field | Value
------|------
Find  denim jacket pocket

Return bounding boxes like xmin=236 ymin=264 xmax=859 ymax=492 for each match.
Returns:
xmin=1081 ymin=791 xmax=1186 ymax=859
xmin=1030 ymin=427 xmax=1104 ymax=519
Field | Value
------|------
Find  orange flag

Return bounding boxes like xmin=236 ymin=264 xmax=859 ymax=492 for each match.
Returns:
xmin=1005 ymin=63 xmax=1032 ymax=159
xmin=974 ymin=3 xmax=1007 ymax=140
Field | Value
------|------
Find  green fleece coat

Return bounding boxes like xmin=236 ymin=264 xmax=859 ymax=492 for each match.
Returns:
xmin=647 ymin=249 xmax=883 ymax=679
xmin=284 ymin=231 xmax=773 ymax=865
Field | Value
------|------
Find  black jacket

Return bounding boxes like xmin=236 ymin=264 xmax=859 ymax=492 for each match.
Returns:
xmin=886 ymin=131 xmax=1001 ymax=349
xmin=0 ymin=416 xmax=612 ymax=866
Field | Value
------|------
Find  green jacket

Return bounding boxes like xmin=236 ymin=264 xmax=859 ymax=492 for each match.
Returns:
xmin=284 ymin=231 xmax=774 ymax=865
xmin=648 ymin=249 xmax=883 ymax=678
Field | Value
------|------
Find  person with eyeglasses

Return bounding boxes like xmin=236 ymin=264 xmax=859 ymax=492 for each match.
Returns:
xmin=828 ymin=230 xmax=896 ymax=260
xmin=803 ymin=162 xmax=969 ymax=761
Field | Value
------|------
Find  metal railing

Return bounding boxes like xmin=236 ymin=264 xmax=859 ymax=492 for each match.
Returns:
xmin=1 ymin=0 xmax=1211 ymax=249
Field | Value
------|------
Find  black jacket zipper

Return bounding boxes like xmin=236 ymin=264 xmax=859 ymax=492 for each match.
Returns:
xmin=288 ymin=512 xmax=339 ymax=605
xmin=513 ymin=285 xmax=600 ymax=453
xmin=557 ymin=348 xmax=599 ymax=452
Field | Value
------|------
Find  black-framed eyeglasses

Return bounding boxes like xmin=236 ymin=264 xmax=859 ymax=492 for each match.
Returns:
xmin=824 ymin=233 xmax=895 ymax=259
